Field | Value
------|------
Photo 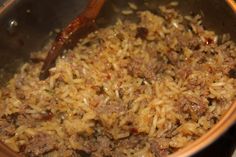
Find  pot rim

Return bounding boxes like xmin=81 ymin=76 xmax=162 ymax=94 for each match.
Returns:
xmin=226 ymin=0 xmax=236 ymax=13
xmin=169 ymin=101 xmax=236 ymax=157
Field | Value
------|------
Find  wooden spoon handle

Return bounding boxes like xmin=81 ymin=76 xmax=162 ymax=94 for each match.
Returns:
xmin=0 ymin=142 xmax=20 ymax=157
xmin=84 ymin=0 xmax=106 ymax=18
xmin=39 ymin=0 xmax=105 ymax=80
xmin=226 ymin=0 xmax=236 ymax=13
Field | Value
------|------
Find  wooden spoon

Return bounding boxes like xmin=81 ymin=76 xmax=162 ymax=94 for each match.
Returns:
xmin=226 ymin=0 xmax=236 ymax=13
xmin=39 ymin=0 xmax=105 ymax=80
xmin=0 ymin=142 xmax=20 ymax=157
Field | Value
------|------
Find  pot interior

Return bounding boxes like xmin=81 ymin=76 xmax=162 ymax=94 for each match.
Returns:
xmin=0 ymin=0 xmax=235 ymax=156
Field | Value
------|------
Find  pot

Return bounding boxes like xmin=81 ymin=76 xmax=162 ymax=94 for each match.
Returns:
xmin=0 ymin=0 xmax=235 ymax=157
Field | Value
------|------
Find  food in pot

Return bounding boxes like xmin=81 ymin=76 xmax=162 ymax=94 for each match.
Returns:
xmin=0 ymin=4 xmax=236 ymax=157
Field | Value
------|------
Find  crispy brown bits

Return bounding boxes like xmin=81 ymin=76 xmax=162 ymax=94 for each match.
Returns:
xmin=228 ymin=68 xmax=236 ymax=79
xmin=75 ymin=149 xmax=91 ymax=157
xmin=207 ymin=97 xmax=215 ymax=106
xmin=40 ymin=110 xmax=54 ymax=121
xmin=177 ymin=96 xmax=207 ymax=118
xmin=19 ymin=144 xmax=26 ymax=152
xmin=211 ymin=116 xmax=218 ymax=124
xmin=204 ymin=37 xmax=213 ymax=45
xmin=2 ymin=112 xmax=19 ymax=124
xmin=25 ymin=133 xmax=57 ymax=156
xmin=136 ymin=27 xmax=148 ymax=39
xmin=95 ymin=86 xmax=105 ymax=95
xmin=129 ymin=128 xmax=138 ymax=134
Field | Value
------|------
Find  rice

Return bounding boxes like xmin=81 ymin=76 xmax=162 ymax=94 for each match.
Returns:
xmin=0 ymin=4 xmax=236 ymax=157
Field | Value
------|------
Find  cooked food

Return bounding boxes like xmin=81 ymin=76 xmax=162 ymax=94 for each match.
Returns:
xmin=0 ymin=4 xmax=236 ymax=157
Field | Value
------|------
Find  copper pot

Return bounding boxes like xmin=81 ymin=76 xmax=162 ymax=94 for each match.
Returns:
xmin=0 ymin=0 xmax=235 ymax=156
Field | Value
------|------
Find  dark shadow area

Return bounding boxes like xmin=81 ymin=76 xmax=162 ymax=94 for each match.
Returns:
xmin=193 ymin=125 xmax=236 ymax=157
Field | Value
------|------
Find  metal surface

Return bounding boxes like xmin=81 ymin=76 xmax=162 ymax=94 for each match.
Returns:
xmin=0 ymin=0 xmax=87 ymax=85
xmin=0 ymin=0 xmax=235 ymax=156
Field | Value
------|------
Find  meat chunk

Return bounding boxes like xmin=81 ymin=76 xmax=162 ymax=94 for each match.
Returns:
xmin=75 ymin=133 xmax=99 ymax=153
xmin=95 ymin=99 xmax=126 ymax=129
xmin=150 ymin=140 xmax=169 ymax=157
xmin=174 ymin=30 xmax=201 ymax=50
xmin=75 ymin=134 xmax=113 ymax=156
xmin=17 ymin=114 xmax=35 ymax=127
xmin=228 ymin=68 xmax=236 ymax=79
xmin=128 ymin=57 xmax=160 ymax=80
xmin=117 ymin=134 xmax=147 ymax=149
xmin=166 ymin=51 xmax=178 ymax=65
xmin=40 ymin=110 xmax=54 ymax=121
xmin=176 ymin=96 xmax=207 ymax=119
xmin=24 ymin=133 xmax=57 ymax=156
xmin=2 ymin=113 xmax=19 ymax=125
xmin=95 ymin=99 xmax=125 ymax=114
xmin=136 ymin=27 xmax=149 ymax=39
xmin=0 ymin=119 xmax=16 ymax=137
xmin=75 ymin=149 xmax=91 ymax=157
xmin=95 ymin=136 xmax=113 ymax=156
xmin=176 ymin=66 xmax=192 ymax=80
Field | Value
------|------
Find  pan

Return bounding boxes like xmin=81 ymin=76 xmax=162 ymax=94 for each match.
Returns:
xmin=0 ymin=0 xmax=235 ymax=156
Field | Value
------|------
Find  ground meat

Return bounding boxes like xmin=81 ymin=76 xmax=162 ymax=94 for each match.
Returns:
xmin=75 ymin=133 xmax=115 ymax=157
xmin=0 ymin=119 xmax=16 ymax=137
xmin=150 ymin=140 xmax=169 ymax=157
xmin=166 ymin=51 xmax=178 ymax=65
xmin=17 ymin=114 xmax=35 ymax=127
xmin=176 ymin=67 xmax=192 ymax=80
xmin=188 ymin=37 xmax=201 ymax=50
xmin=136 ymin=27 xmax=149 ymax=39
xmin=204 ymin=37 xmax=214 ymax=45
xmin=15 ymin=89 xmax=26 ymax=100
xmin=95 ymin=99 xmax=125 ymax=114
xmin=2 ymin=113 xmax=19 ymax=125
xmin=128 ymin=57 xmax=160 ymax=80
xmin=76 ymin=135 xmax=97 ymax=153
xmin=75 ymin=149 xmax=91 ymax=157
xmin=1 ymin=88 xmax=11 ymax=97
xmin=40 ymin=110 xmax=54 ymax=121
xmin=228 ymin=68 xmax=236 ymax=79
xmin=24 ymin=133 xmax=57 ymax=156
xmin=77 ymin=134 xmax=149 ymax=157
xmin=168 ymin=29 xmax=201 ymax=50
xmin=95 ymin=136 xmax=113 ymax=156
xmin=176 ymin=96 xmax=207 ymax=119
xmin=118 ymin=134 xmax=147 ymax=149
xmin=185 ymin=73 xmax=207 ymax=89
xmin=93 ymin=86 xmax=105 ymax=95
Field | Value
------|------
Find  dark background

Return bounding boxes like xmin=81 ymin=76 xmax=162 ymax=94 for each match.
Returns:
xmin=194 ymin=125 xmax=236 ymax=157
